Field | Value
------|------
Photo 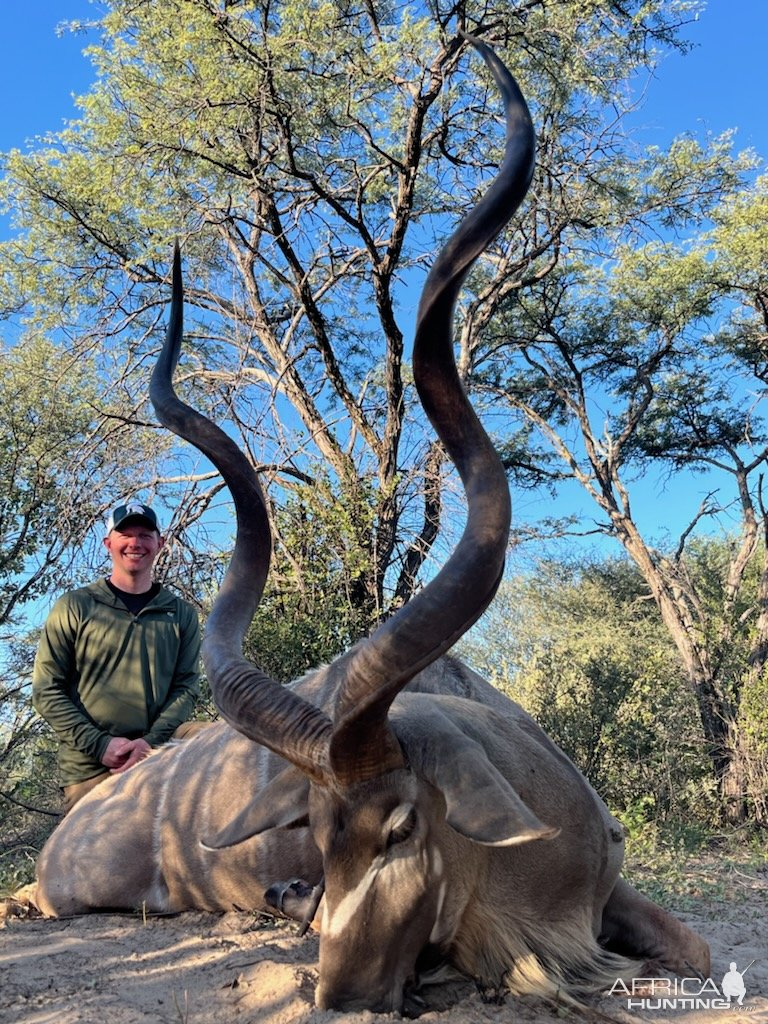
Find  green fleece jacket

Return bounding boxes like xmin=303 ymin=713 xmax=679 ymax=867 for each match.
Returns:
xmin=32 ymin=579 xmax=201 ymax=785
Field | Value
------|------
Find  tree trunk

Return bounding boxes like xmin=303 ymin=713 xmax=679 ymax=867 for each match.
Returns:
xmin=719 ymin=743 xmax=747 ymax=824
xmin=618 ymin=520 xmax=745 ymax=821
xmin=698 ymin=700 xmax=745 ymax=824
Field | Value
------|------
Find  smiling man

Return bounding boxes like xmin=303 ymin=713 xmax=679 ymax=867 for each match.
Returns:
xmin=32 ymin=501 xmax=204 ymax=812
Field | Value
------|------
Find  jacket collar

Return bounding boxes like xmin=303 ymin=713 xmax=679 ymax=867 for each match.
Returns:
xmin=88 ymin=577 xmax=178 ymax=612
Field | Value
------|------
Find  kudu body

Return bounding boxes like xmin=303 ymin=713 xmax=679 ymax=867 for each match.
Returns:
xmin=35 ymin=656 xmax=520 ymax=916
xmin=35 ymin=39 xmax=708 ymax=1014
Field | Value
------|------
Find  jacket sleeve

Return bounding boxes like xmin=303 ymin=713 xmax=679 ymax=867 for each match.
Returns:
xmin=32 ymin=596 xmax=112 ymax=762
xmin=143 ymin=601 xmax=202 ymax=746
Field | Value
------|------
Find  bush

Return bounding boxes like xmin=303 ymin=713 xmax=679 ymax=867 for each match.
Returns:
xmin=458 ymin=556 xmax=715 ymax=826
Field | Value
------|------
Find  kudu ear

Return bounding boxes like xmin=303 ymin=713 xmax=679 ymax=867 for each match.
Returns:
xmin=400 ymin=709 xmax=558 ymax=847
xmin=436 ymin=751 xmax=559 ymax=846
xmin=200 ymin=766 xmax=310 ymax=850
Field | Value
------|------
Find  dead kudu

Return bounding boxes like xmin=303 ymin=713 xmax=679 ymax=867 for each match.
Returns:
xmin=34 ymin=40 xmax=709 ymax=1015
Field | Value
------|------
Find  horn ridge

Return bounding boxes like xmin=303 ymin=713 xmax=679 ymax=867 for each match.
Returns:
xmin=150 ymin=244 xmax=332 ymax=781
xmin=328 ymin=40 xmax=535 ymax=784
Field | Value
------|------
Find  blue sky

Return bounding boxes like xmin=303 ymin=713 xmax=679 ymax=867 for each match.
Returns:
xmin=2 ymin=0 xmax=767 ymax=555
xmin=2 ymin=1 xmax=766 ymax=155
xmin=2 ymin=1 xmax=96 ymax=151
xmin=628 ymin=1 xmax=768 ymax=154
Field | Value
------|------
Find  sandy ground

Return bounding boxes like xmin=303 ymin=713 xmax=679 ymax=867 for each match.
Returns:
xmin=1 ymin=870 xmax=766 ymax=1024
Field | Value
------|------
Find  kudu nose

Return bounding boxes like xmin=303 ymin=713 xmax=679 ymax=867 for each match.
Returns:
xmin=315 ymin=985 xmax=403 ymax=1015
xmin=263 ymin=877 xmax=315 ymax=919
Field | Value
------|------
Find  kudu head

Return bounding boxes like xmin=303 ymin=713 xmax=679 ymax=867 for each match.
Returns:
xmin=151 ymin=36 xmax=541 ymax=1014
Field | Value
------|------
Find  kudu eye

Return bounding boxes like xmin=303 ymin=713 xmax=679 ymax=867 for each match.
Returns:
xmin=386 ymin=804 xmax=417 ymax=849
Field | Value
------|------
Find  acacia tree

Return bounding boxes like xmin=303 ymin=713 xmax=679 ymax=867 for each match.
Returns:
xmin=0 ymin=0 xmax=711 ymax=638
xmin=0 ymin=326 xmax=218 ymax=616
xmin=0 ymin=334 xmax=141 ymax=626
xmin=475 ymin=171 xmax=768 ymax=820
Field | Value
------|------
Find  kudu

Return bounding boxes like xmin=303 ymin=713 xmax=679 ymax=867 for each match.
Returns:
xmin=34 ymin=38 xmax=709 ymax=1015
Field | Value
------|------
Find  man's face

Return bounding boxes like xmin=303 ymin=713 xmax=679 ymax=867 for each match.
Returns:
xmin=104 ymin=523 xmax=164 ymax=576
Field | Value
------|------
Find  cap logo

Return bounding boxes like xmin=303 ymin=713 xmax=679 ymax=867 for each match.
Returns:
xmin=107 ymin=501 xmax=159 ymax=533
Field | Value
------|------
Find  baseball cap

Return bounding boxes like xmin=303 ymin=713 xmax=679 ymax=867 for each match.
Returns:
xmin=107 ymin=501 xmax=160 ymax=533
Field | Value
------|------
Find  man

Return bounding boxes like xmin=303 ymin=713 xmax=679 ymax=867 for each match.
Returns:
xmin=32 ymin=501 xmax=203 ymax=812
